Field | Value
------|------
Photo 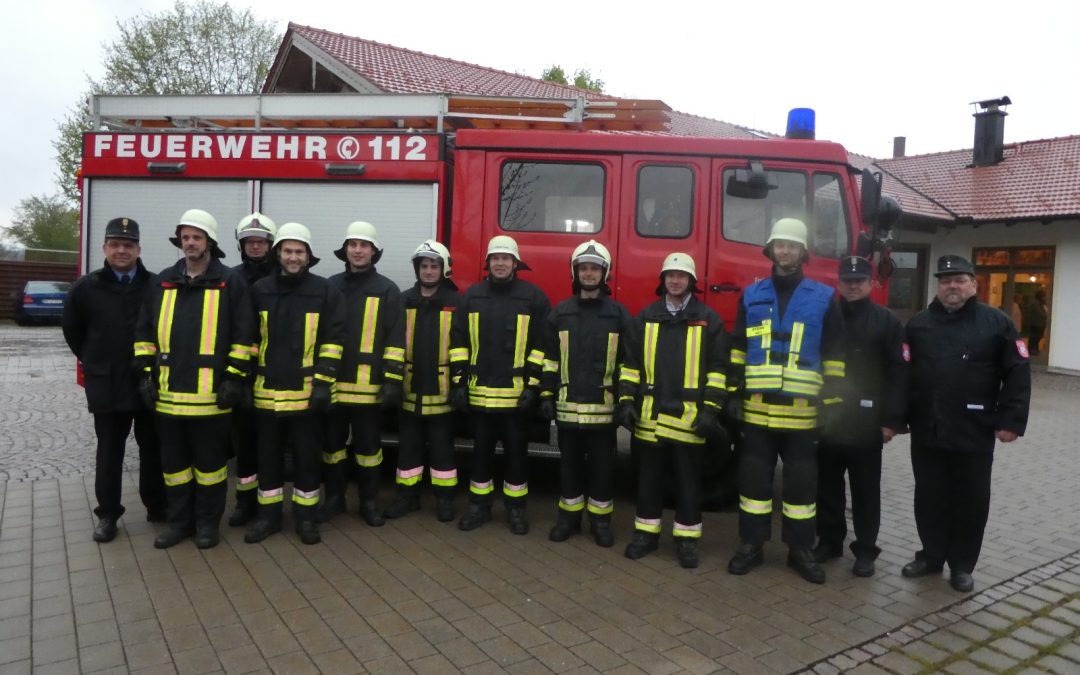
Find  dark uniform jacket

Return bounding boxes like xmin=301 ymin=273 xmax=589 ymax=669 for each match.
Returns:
xmin=541 ymin=294 xmax=635 ymax=427
xmin=134 ymin=258 xmax=255 ymax=417
xmin=328 ymin=267 xmax=402 ymax=406
xmin=63 ymin=260 xmax=156 ymax=414
xmin=251 ymin=270 xmax=345 ymax=414
xmin=450 ymin=276 xmax=550 ymax=412
xmin=906 ymin=296 xmax=1031 ymax=453
xmin=232 ymin=257 xmax=278 ymax=287
xmin=387 ymin=281 xmax=462 ymax=416
xmin=620 ymin=296 xmax=728 ymax=445
xmin=822 ymin=297 xmax=908 ymax=449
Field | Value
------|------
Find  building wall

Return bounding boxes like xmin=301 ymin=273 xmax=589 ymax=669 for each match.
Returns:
xmin=900 ymin=218 xmax=1080 ymax=374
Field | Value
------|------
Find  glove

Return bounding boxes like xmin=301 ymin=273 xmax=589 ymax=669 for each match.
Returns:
xmin=517 ymin=387 xmax=539 ymax=412
xmin=449 ymin=385 xmax=470 ymax=412
xmin=539 ymin=397 xmax=557 ymax=421
xmin=614 ymin=401 xmax=639 ymax=431
xmin=819 ymin=401 xmax=842 ymax=431
xmin=138 ymin=375 xmax=158 ymax=410
xmin=381 ymin=380 xmax=403 ymax=409
xmin=693 ymin=407 xmax=723 ymax=439
xmin=725 ymin=398 xmax=744 ymax=424
xmin=216 ymin=377 xmax=244 ymax=409
xmin=310 ymin=382 xmax=332 ymax=412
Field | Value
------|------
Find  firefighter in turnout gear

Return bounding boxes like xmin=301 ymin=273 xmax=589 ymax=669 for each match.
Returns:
xmin=227 ymin=212 xmax=278 ymax=528
xmin=541 ymin=241 xmax=634 ymax=547
xmin=726 ymin=218 xmax=845 ymax=584
xmin=451 ymin=235 xmax=550 ymax=535
xmin=318 ymin=221 xmax=403 ymax=527
xmin=381 ymin=240 xmax=462 ymax=522
xmin=618 ymin=253 xmax=728 ymax=568
xmin=134 ymin=209 xmax=255 ymax=550
xmin=901 ymin=255 xmax=1030 ymax=593
xmin=245 ymin=223 xmax=345 ymax=545
xmin=814 ymin=256 xmax=908 ymax=578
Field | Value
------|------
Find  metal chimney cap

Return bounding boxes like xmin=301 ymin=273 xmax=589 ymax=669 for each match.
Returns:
xmin=971 ymin=96 xmax=1012 ymax=110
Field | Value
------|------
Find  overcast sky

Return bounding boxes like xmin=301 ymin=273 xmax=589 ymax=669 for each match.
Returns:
xmin=3 ymin=0 xmax=1078 ymax=232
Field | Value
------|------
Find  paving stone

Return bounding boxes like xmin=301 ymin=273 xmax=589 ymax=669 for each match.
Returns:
xmin=968 ymin=646 xmax=1021 ymax=671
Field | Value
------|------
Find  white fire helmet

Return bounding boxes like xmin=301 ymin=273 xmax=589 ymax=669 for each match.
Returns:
xmin=236 ymin=213 xmax=277 ymax=242
xmin=412 ymin=240 xmax=452 ymax=278
xmin=171 ymin=208 xmax=224 ymax=258
xmin=660 ymin=252 xmax=697 ymax=280
xmin=570 ymin=240 xmax=612 ymax=282
xmin=335 ymin=221 xmax=383 ymax=263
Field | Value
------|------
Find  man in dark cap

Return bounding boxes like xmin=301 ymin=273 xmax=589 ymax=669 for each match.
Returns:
xmin=813 ymin=256 xmax=908 ymax=578
xmin=902 ymin=254 xmax=1030 ymax=592
xmin=63 ymin=217 xmax=167 ymax=543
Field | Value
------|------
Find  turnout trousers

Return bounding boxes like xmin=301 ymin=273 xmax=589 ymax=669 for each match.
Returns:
xmin=469 ymin=412 xmax=529 ymax=507
xmin=93 ymin=411 xmax=166 ymax=520
xmin=556 ymin=426 xmax=616 ymax=518
xmin=395 ymin=412 xmax=457 ymax=496
xmin=911 ymin=443 xmax=994 ymax=574
xmin=633 ymin=438 xmax=702 ymax=539
xmin=256 ymin=412 xmax=322 ymax=520
xmin=324 ymin=406 xmax=383 ymax=502
xmin=738 ymin=425 xmax=819 ymax=549
xmin=817 ymin=441 xmax=882 ymax=559
xmin=230 ymin=408 xmax=260 ymax=504
xmin=156 ymin=415 xmax=231 ymax=529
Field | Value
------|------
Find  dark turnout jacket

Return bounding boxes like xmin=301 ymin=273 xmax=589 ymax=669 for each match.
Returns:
xmin=63 ymin=260 xmax=156 ymax=413
xmin=328 ymin=266 xmax=402 ymax=406
xmin=387 ymin=281 xmax=462 ymax=416
xmin=906 ymin=296 xmax=1031 ymax=453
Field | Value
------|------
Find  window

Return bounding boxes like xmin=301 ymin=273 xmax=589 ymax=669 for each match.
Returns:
xmin=810 ymin=173 xmax=849 ymax=259
xmin=722 ymin=169 xmax=806 ymax=246
xmin=636 ymin=165 xmax=693 ymax=238
xmin=499 ymin=162 xmax=604 ymax=233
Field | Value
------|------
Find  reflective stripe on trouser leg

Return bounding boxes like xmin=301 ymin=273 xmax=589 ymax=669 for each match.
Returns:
xmin=231 ymin=407 xmax=259 ymax=497
xmin=500 ymin=413 xmax=529 ymax=506
xmin=157 ymin=415 xmax=196 ymax=527
xmin=396 ymin=465 xmax=423 ymax=487
xmin=322 ymin=410 xmax=349 ymax=500
xmin=778 ymin=429 xmax=819 ymax=549
xmin=348 ymin=406 xmax=383 ymax=500
xmin=633 ymin=437 xmax=664 ymax=529
xmin=558 ymin=494 xmax=585 ymax=513
xmin=425 ymin=414 xmax=458 ymax=494
xmin=586 ymin=498 xmax=613 ymax=516
xmin=469 ymin=414 xmax=498 ymax=505
xmin=191 ymin=415 xmax=231 ymax=526
xmin=737 ymin=425 xmax=780 ymax=545
xmin=670 ymin=441 xmax=703 ymax=541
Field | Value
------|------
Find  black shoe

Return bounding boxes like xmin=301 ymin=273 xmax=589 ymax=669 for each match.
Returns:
xmin=788 ymin=549 xmax=826 ymax=584
xmin=227 ymin=498 xmax=257 ymax=527
xmin=359 ymin=500 xmax=386 ymax=527
xmin=624 ymin=531 xmax=659 ymax=560
xmin=727 ymin=543 xmax=764 ymax=575
xmin=296 ymin=520 xmax=321 ymax=546
xmin=950 ymin=571 xmax=975 ymax=592
xmin=434 ymin=496 xmax=456 ymax=523
xmin=507 ymin=505 xmax=529 ymax=535
xmin=383 ymin=493 xmax=420 ymax=520
xmin=244 ymin=517 xmax=282 ymax=544
xmin=93 ymin=516 xmax=118 ymax=543
xmin=315 ymin=495 xmax=346 ymax=524
xmin=458 ymin=503 xmax=492 ymax=531
xmin=901 ymin=559 xmax=943 ymax=578
xmin=154 ymin=525 xmax=194 ymax=549
xmin=548 ymin=511 xmax=581 ymax=542
xmin=194 ymin=525 xmax=220 ymax=550
xmin=811 ymin=542 xmax=843 ymax=563
xmin=145 ymin=509 xmax=168 ymax=523
xmin=589 ymin=515 xmax=614 ymax=548
xmin=676 ymin=539 xmax=699 ymax=569
xmin=853 ymin=557 xmax=876 ymax=578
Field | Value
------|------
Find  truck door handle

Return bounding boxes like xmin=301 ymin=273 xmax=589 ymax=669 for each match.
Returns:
xmin=710 ymin=283 xmax=741 ymax=293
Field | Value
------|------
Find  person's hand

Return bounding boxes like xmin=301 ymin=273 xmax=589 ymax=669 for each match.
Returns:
xmin=539 ymin=398 xmax=557 ymax=421
xmin=881 ymin=427 xmax=897 ymax=444
xmin=996 ymin=429 xmax=1019 ymax=443
xmin=216 ymin=378 xmax=244 ymax=409
xmin=819 ymin=402 xmax=842 ymax=431
xmin=450 ymin=385 xmax=470 ymax=412
xmin=517 ymin=387 xmax=539 ymax=412
xmin=725 ymin=398 xmax=744 ymax=424
xmin=381 ymin=381 xmax=403 ymax=409
xmin=138 ymin=375 xmax=158 ymax=410
xmin=614 ymin=402 xmax=639 ymax=431
xmin=693 ymin=407 xmax=723 ymax=439
xmin=310 ymin=382 xmax=332 ymax=412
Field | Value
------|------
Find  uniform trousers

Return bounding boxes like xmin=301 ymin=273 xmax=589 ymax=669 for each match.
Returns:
xmin=633 ymin=438 xmax=702 ymax=537
xmin=911 ymin=443 xmax=994 ymax=574
xmin=738 ymin=425 xmax=819 ymax=549
xmin=231 ymin=408 xmax=260 ymax=500
xmin=257 ymin=412 xmax=322 ymax=519
xmin=156 ymin=415 xmax=231 ymax=528
xmin=817 ymin=441 xmax=882 ymax=559
xmin=325 ymin=406 xmax=382 ymax=501
xmin=395 ymin=412 xmax=457 ymax=495
xmin=557 ymin=426 xmax=616 ymax=515
xmin=469 ymin=411 xmax=529 ymax=506
xmin=93 ymin=412 xmax=166 ymax=519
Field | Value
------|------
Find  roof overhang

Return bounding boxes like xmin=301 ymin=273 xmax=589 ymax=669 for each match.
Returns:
xmin=264 ymin=31 xmax=381 ymax=94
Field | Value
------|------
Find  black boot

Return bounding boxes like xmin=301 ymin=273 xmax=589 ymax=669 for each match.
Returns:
xmin=727 ymin=543 xmax=764 ymax=575
xmin=624 ymin=531 xmax=659 ymax=560
xmin=811 ymin=541 xmax=843 ymax=563
xmin=194 ymin=523 xmax=220 ymax=549
xmin=383 ymin=492 xmax=420 ymax=520
xmin=788 ymin=548 xmax=826 ymax=584
xmin=296 ymin=519 xmax=321 ymax=545
xmin=458 ymin=501 xmax=492 ymax=531
xmin=676 ymin=539 xmax=699 ymax=569
xmin=434 ymin=495 xmax=456 ymax=523
xmin=359 ymin=500 xmax=386 ymax=527
xmin=589 ymin=514 xmax=614 ymax=548
xmin=154 ymin=524 xmax=195 ymax=549
xmin=227 ymin=492 xmax=257 ymax=527
xmin=548 ymin=510 xmax=581 ymax=542
xmin=315 ymin=494 xmax=346 ymax=524
xmin=507 ymin=503 xmax=529 ymax=535
xmin=244 ymin=505 xmax=283 ymax=544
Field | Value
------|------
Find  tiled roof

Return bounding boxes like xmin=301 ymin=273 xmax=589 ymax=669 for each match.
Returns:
xmin=848 ymin=152 xmax=956 ymax=222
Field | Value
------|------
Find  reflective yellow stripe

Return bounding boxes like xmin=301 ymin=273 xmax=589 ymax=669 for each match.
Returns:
xmin=163 ymin=467 xmax=193 ymax=486
xmin=199 ymin=289 xmax=220 ymax=355
xmin=449 ymin=347 xmax=468 ymax=363
xmin=558 ymin=330 xmax=570 ymax=388
xmin=360 ymin=297 xmax=380 ymax=353
xmin=740 ymin=496 xmax=772 ymax=515
xmin=514 ymin=315 xmax=530 ymax=369
xmin=634 ymin=517 xmax=661 ymax=534
xmin=157 ymin=289 xmax=177 ymax=354
xmin=673 ymin=522 xmax=703 ymax=539
xmin=403 ymin=308 xmax=417 ymax=395
xmin=303 ymin=313 xmax=318 ymax=368
xmin=384 ymin=346 xmax=405 ymax=361
xmin=730 ymin=349 xmax=747 ymax=365
xmin=292 ymin=489 xmax=320 ymax=506
xmin=783 ymin=502 xmax=816 ymax=520
xmin=787 ymin=321 xmax=804 ymax=369
xmin=258 ymin=311 xmax=269 ymax=368
xmin=604 ymin=332 xmax=619 ymax=388
xmin=355 ymin=449 xmax=383 ymax=468
xmin=683 ymin=324 xmax=702 ymax=388
xmin=587 ymin=499 xmax=614 ymax=515
xmin=134 ymin=341 xmax=157 ymax=357
xmin=822 ymin=360 xmax=845 ymax=378
xmin=706 ymin=372 xmax=727 ymax=389
xmin=154 ymin=402 xmax=229 ymax=417
xmin=559 ymin=496 xmax=585 ymax=512
xmin=322 ymin=449 xmax=347 ymax=464
xmin=643 ymin=322 xmax=659 ymax=385
xmin=468 ymin=312 xmax=480 ymax=366
xmin=503 ymin=482 xmax=528 ymax=498
xmin=195 ymin=466 xmax=227 ymax=486
xmin=620 ymin=367 xmax=641 ymax=384
xmin=320 ymin=344 xmax=343 ymax=359
xmin=258 ymin=488 xmax=284 ymax=505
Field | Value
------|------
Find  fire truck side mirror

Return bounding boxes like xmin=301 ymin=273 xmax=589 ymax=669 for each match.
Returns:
xmin=860 ymin=168 xmax=882 ymax=226
xmin=877 ymin=196 xmax=900 ymax=232
xmin=856 ymin=232 xmax=873 ymax=258
xmin=726 ymin=161 xmax=776 ymax=200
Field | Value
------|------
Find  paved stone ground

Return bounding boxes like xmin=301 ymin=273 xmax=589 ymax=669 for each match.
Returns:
xmin=1 ymin=324 xmax=1079 ymax=673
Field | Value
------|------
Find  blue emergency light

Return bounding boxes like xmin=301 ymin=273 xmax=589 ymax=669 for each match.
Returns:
xmin=786 ymin=108 xmax=816 ymax=140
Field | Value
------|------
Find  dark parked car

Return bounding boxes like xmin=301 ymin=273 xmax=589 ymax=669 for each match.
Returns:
xmin=14 ymin=280 xmax=71 ymax=325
